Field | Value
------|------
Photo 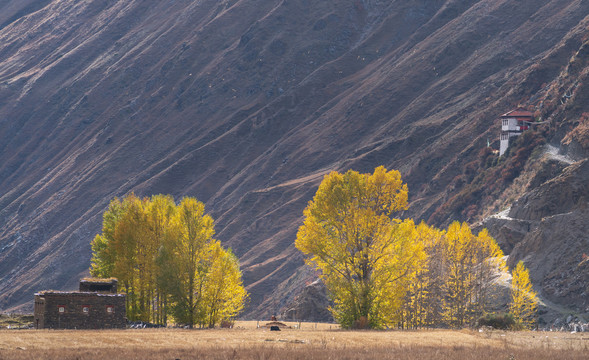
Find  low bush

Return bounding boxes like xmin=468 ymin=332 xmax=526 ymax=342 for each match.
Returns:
xmin=477 ymin=313 xmax=515 ymax=330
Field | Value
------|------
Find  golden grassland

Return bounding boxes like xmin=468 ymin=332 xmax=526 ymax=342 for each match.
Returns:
xmin=0 ymin=321 xmax=587 ymax=359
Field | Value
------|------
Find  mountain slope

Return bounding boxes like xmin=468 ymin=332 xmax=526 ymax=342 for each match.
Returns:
xmin=1 ymin=0 xmax=588 ymax=317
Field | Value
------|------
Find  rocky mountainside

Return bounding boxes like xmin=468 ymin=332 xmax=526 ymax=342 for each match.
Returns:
xmin=281 ymin=279 xmax=333 ymax=323
xmin=1 ymin=0 xmax=588 ymax=318
xmin=480 ymin=158 xmax=589 ymax=323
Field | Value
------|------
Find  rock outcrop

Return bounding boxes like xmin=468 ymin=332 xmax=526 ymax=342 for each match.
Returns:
xmin=508 ymin=159 xmax=589 ymax=222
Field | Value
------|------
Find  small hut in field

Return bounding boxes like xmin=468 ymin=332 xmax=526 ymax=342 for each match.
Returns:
xmin=34 ymin=278 xmax=126 ymax=329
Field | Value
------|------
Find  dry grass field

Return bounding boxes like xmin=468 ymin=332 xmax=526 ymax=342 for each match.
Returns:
xmin=0 ymin=321 xmax=587 ymax=359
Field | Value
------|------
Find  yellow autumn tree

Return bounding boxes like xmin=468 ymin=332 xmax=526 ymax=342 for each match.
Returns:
xmin=399 ymin=222 xmax=445 ymax=329
xmin=90 ymin=197 xmax=124 ymax=279
xmin=442 ymin=222 xmax=505 ymax=328
xmin=295 ymin=166 xmax=425 ymax=329
xmin=470 ymin=228 xmax=506 ymax=319
xmin=442 ymin=222 xmax=473 ymax=327
xmin=144 ymin=194 xmax=177 ymax=324
xmin=91 ymin=194 xmax=146 ymax=320
xmin=201 ymin=244 xmax=248 ymax=328
xmin=158 ymin=196 xmax=217 ymax=328
xmin=510 ymin=261 xmax=538 ymax=329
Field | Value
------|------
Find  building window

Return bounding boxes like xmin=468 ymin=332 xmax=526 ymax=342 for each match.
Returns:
xmin=502 ymin=119 xmax=508 ymax=126
xmin=82 ymin=306 xmax=90 ymax=314
xmin=58 ymin=305 xmax=66 ymax=313
xmin=106 ymin=306 xmax=114 ymax=314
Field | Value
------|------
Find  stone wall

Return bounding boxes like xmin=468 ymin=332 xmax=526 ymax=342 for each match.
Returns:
xmin=34 ymin=292 xmax=126 ymax=329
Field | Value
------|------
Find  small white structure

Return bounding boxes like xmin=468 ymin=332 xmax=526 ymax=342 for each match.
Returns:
xmin=499 ymin=109 xmax=534 ymax=156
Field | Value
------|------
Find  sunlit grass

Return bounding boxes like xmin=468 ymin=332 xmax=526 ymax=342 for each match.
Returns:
xmin=0 ymin=321 xmax=587 ymax=359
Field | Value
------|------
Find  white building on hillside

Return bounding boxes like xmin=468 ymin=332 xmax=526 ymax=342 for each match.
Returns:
xmin=500 ymin=109 xmax=534 ymax=156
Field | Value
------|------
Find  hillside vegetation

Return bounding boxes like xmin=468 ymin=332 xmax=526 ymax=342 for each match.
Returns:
xmin=0 ymin=0 xmax=588 ymax=318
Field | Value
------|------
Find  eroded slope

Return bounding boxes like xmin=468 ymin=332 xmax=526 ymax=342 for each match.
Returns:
xmin=1 ymin=0 xmax=588 ymax=316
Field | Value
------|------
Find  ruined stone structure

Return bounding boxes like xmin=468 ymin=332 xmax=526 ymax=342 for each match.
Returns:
xmin=34 ymin=278 xmax=126 ymax=329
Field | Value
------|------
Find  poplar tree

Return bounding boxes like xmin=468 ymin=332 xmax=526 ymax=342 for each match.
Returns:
xmin=296 ymin=166 xmax=425 ymax=329
xmin=160 ymin=197 xmax=216 ymax=328
xmin=400 ymin=222 xmax=445 ymax=329
xmin=202 ymin=245 xmax=248 ymax=328
xmin=510 ymin=261 xmax=538 ymax=329
xmin=442 ymin=222 xmax=505 ymax=328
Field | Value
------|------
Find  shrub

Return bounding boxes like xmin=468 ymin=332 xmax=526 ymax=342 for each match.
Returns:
xmin=477 ymin=313 xmax=515 ymax=330
xmin=220 ymin=319 xmax=235 ymax=328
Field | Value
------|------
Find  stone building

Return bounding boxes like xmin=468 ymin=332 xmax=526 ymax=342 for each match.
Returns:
xmin=34 ymin=278 xmax=126 ymax=329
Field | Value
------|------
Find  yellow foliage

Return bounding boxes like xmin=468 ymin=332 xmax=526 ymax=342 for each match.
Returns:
xmin=510 ymin=261 xmax=538 ymax=329
xmin=442 ymin=222 xmax=506 ymax=328
xmin=202 ymin=244 xmax=248 ymax=327
xmin=400 ymin=222 xmax=445 ymax=328
xmin=90 ymin=194 xmax=248 ymax=327
xmin=296 ymin=167 xmax=424 ymax=329
xmin=296 ymin=167 xmax=508 ymax=329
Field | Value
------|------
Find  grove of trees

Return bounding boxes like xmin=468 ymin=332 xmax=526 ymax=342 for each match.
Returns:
xmin=89 ymin=168 xmax=537 ymax=330
xmin=90 ymin=194 xmax=248 ymax=328
xmin=296 ymin=166 xmax=533 ymax=329
xmin=399 ymin=222 xmax=506 ymax=329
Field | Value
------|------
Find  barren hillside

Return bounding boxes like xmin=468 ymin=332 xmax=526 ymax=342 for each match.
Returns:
xmin=1 ymin=0 xmax=588 ymax=318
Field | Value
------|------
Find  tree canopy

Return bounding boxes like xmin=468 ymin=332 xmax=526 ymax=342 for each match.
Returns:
xmin=90 ymin=194 xmax=248 ymax=327
xmin=510 ymin=261 xmax=538 ymax=329
xmin=296 ymin=167 xmax=424 ymax=328
xmin=296 ymin=167 xmax=506 ymax=329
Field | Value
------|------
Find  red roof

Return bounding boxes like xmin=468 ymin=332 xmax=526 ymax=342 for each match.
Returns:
xmin=501 ymin=109 xmax=533 ymax=118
